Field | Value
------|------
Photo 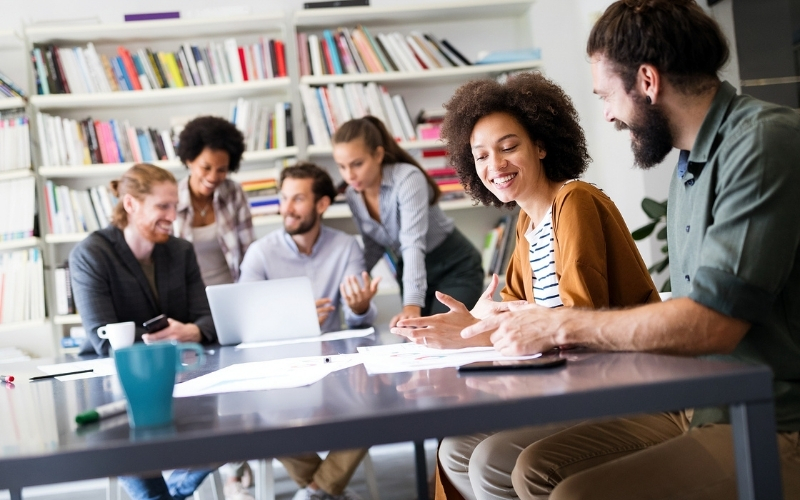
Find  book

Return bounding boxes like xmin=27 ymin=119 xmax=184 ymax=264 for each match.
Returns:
xmin=274 ymin=40 xmax=287 ymax=77
xmin=304 ymin=0 xmax=369 ymax=7
xmin=440 ymin=39 xmax=472 ymax=65
xmin=297 ymin=33 xmax=311 ymax=77
xmin=322 ymin=30 xmax=343 ymax=75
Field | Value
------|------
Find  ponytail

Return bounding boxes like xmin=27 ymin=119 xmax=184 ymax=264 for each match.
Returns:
xmin=333 ymin=116 xmax=441 ymax=205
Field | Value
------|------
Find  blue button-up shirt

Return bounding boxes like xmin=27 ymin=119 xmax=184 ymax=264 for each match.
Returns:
xmin=239 ymin=225 xmax=377 ymax=333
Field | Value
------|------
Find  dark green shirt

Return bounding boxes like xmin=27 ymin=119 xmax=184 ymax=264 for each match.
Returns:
xmin=668 ymin=81 xmax=800 ymax=431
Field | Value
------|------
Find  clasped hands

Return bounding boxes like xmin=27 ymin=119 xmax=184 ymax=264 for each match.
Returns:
xmin=391 ymin=274 xmax=563 ymax=356
xmin=316 ymin=271 xmax=381 ymax=325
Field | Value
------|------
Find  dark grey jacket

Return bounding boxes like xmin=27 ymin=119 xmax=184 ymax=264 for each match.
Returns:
xmin=69 ymin=225 xmax=216 ymax=355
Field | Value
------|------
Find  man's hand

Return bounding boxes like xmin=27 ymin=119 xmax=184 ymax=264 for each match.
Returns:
xmin=316 ymin=298 xmax=336 ymax=326
xmin=392 ymin=291 xmax=491 ymax=349
xmin=471 ymin=274 xmax=527 ymax=319
xmin=340 ymin=272 xmax=381 ymax=315
xmin=142 ymin=318 xmax=202 ymax=343
xmin=390 ymin=305 xmax=422 ymax=328
xmin=462 ymin=302 xmax=563 ymax=356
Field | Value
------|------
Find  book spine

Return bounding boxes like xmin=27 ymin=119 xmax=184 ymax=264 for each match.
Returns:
xmin=224 ymin=38 xmax=244 ymax=82
xmin=117 ymin=47 xmax=143 ymax=90
xmin=322 ymin=30 xmax=343 ymax=74
xmin=275 ymin=40 xmax=287 ymax=77
xmin=297 ymin=33 xmax=311 ymax=77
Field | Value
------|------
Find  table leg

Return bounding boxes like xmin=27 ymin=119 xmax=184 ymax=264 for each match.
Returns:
xmin=730 ymin=401 xmax=783 ymax=500
xmin=9 ymin=488 xmax=22 ymax=500
xmin=414 ymin=440 xmax=429 ymax=500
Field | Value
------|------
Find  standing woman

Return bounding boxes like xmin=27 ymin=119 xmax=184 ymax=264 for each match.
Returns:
xmin=333 ymin=116 xmax=484 ymax=326
xmin=173 ymin=115 xmax=254 ymax=285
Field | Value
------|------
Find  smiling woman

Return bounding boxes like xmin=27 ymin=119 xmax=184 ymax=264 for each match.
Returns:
xmin=172 ymin=116 xmax=254 ymax=284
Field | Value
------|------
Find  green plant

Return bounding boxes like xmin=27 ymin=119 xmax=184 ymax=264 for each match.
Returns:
xmin=631 ymin=198 xmax=671 ymax=293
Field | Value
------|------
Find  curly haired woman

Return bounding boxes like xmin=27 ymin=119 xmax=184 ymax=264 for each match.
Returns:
xmin=392 ymin=72 xmax=660 ymax=500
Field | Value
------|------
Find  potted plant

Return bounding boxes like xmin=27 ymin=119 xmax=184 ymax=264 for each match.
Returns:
xmin=631 ymin=198 xmax=671 ymax=292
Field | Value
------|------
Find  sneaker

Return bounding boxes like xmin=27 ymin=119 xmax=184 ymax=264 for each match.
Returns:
xmin=224 ymin=478 xmax=255 ymax=500
xmin=292 ymin=486 xmax=328 ymax=500
xmin=328 ymin=488 xmax=363 ymax=500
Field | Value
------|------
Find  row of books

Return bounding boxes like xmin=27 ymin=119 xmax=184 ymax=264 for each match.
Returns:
xmin=299 ymin=82 xmax=415 ymax=146
xmin=0 ymin=69 xmax=25 ymax=98
xmin=54 ymin=263 xmax=77 ymax=316
xmin=238 ymin=174 xmax=279 ymax=216
xmin=36 ymin=112 xmax=176 ymax=167
xmin=298 ymin=27 xmax=471 ymax=77
xmin=43 ymin=181 xmax=119 ymax=235
xmin=482 ymin=214 xmax=518 ymax=277
xmin=0 ymin=176 xmax=36 ymax=242
xmin=230 ymin=99 xmax=294 ymax=152
xmin=31 ymin=37 xmax=287 ymax=95
xmin=0 ymin=248 xmax=46 ymax=324
xmin=0 ymin=111 xmax=31 ymax=172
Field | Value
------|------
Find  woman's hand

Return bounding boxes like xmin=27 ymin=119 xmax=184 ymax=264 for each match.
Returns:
xmin=471 ymin=274 xmax=527 ymax=319
xmin=390 ymin=305 xmax=422 ymax=328
xmin=392 ymin=291 xmax=491 ymax=349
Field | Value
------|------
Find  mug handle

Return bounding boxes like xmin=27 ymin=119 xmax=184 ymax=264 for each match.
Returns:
xmin=175 ymin=343 xmax=205 ymax=372
xmin=97 ymin=326 xmax=108 ymax=339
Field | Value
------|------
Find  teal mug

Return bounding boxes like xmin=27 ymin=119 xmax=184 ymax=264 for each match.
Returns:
xmin=113 ymin=341 xmax=204 ymax=428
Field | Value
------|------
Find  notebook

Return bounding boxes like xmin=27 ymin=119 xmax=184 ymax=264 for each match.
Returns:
xmin=206 ymin=277 xmax=321 ymax=346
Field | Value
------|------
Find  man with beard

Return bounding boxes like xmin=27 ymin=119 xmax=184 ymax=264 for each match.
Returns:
xmin=238 ymin=162 xmax=377 ymax=500
xmin=459 ymin=1 xmax=800 ymax=499
xmin=71 ymin=163 xmax=217 ymax=356
xmin=69 ymin=163 xmax=217 ymax=500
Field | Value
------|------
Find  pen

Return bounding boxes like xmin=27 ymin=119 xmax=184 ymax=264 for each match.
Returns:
xmin=75 ymin=400 xmax=128 ymax=425
xmin=0 ymin=375 xmax=14 ymax=383
xmin=30 ymin=369 xmax=94 ymax=381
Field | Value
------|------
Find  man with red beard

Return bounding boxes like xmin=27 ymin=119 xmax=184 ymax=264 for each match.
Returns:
xmin=70 ymin=162 xmax=216 ymax=357
xmin=460 ymin=1 xmax=800 ymax=499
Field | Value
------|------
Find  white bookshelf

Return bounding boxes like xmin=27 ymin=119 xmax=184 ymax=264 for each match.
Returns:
xmin=307 ymin=139 xmax=443 ymax=157
xmin=0 ymin=168 xmax=34 ymax=181
xmin=0 ymin=236 xmax=41 ymax=252
xmin=52 ymin=314 xmax=82 ymax=325
xmin=0 ymin=318 xmax=48 ymax=334
xmin=29 ymin=78 xmax=291 ymax=110
xmin=300 ymin=61 xmax=543 ymax=86
xmin=0 ymin=97 xmax=25 ymax=110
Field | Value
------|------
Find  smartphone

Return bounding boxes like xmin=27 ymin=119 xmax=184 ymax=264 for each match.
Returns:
xmin=458 ymin=356 xmax=566 ymax=373
xmin=143 ymin=314 xmax=169 ymax=333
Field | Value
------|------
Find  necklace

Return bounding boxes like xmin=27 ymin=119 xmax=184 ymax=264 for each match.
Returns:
xmin=192 ymin=197 xmax=212 ymax=218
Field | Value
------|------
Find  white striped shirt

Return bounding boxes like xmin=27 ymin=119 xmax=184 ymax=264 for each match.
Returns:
xmin=525 ymin=208 xmax=564 ymax=308
xmin=346 ymin=162 xmax=454 ymax=307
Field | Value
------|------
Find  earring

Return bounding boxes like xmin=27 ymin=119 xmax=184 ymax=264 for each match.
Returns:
xmin=645 ymin=95 xmax=652 ymax=105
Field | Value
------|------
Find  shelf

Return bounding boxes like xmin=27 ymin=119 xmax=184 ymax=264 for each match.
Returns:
xmin=0 ymin=237 xmax=41 ymax=252
xmin=37 ymin=148 xmax=298 ymax=179
xmin=0 ymin=169 xmax=34 ymax=181
xmin=29 ymin=78 xmax=291 ymax=110
xmin=0 ymin=97 xmax=25 ymax=110
xmin=253 ymin=197 xmax=477 ymax=227
xmin=53 ymin=314 xmax=81 ymax=325
xmin=0 ymin=318 xmax=48 ymax=333
xmin=307 ymin=139 xmax=444 ymax=157
xmin=24 ymin=13 xmax=286 ymax=44
xmin=294 ymin=0 xmax=533 ymax=28
xmin=45 ymin=233 xmax=88 ymax=244
xmin=300 ymin=61 xmax=543 ymax=86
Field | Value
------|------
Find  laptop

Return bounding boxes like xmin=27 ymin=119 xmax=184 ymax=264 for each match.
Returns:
xmin=206 ymin=277 xmax=322 ymax=346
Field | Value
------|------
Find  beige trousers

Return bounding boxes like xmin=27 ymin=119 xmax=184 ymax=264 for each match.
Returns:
xmin=439 ymin=424 xmax=573 ymax=500
xmin=512 ymin=411 xmax=800 ymax=500
xmin=278 ymin=448 xmax=368 ymax=495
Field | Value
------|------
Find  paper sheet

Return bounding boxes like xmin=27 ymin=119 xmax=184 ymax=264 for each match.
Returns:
xmin=356 ymin=343 xmax=541 ymax=374
xmin=173 ymin=354 xmax=363 ymax=397
xmin=36 ymin=358 xmax=116 ymax=381
xmin=236 ymin=327 xmax=375 ymax=349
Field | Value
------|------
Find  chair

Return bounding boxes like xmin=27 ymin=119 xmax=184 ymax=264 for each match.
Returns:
xmin=106 ymin=470 xmax=224 ymax=500
xmin=253 ymin=454 xmax=381 ymax=500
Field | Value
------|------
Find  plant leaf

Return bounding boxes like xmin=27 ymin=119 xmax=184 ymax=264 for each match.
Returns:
xmin=656 ymin=226 xmax=668 ymax=240
xmin=661 ymin=279 xmax=672 ymax=293
xmin=632 ymin=221 xmax=657 ymax=240
xmin=661 ymin=244 xmax=668 ymax=253
xmin=654 ymin=256 xmax=670 ymax=273
xmin=642 ymin=198 xmax=667 ymax=219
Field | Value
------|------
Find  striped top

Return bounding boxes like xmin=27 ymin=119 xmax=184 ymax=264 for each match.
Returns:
xmin=346 ymin=162 xmax=454 ymax=307
xmin=525 ymin=208 xmax=564 ymax=308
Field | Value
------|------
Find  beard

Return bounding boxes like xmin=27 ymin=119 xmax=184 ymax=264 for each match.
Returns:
xmin=284 ymin=210 xmax=318 ymax=236
xmin=134 ymin=218 xmax=170 ymax=244
xmin=615 ymin=95 xmax=674 ymax=170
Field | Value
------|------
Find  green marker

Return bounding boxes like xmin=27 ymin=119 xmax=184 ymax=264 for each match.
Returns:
xmin=75 ymin=400 xmax=127 ymax=425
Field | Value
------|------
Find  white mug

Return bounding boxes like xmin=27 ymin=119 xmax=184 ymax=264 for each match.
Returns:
xmin=97 ymin=321 xmax=136 ymax=350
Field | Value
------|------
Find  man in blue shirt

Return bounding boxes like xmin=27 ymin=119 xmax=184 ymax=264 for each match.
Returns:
xmin=239 ymin=162 xmax=378 ymax=500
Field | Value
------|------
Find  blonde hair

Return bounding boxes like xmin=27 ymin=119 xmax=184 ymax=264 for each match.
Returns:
xmin=109 ymin=163 xmax=176 ymax=228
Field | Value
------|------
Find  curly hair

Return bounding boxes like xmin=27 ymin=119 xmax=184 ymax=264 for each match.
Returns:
xmin=177 ymin=116 xmax=245 ymax=172
xmin=441 ymin=72 xmax=591 ymax=208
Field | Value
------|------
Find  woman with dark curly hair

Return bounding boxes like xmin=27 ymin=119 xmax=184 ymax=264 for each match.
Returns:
xmin=393 ymin=73 xmax=660 ymax=500
xmin=172 ymin=115 xmax=253 ymax=284
xmin=332 ymin=116 xmax=484 ymax=327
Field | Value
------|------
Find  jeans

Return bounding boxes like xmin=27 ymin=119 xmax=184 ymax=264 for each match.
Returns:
xmin=119 ymin=468 xmax=214 ymax=500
